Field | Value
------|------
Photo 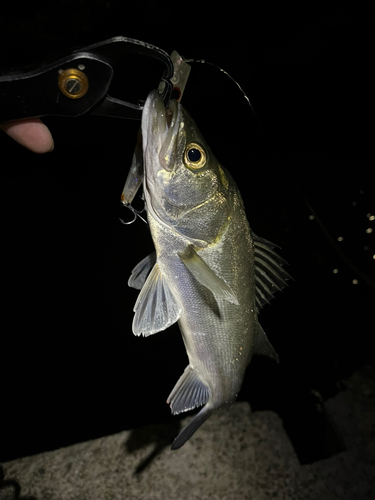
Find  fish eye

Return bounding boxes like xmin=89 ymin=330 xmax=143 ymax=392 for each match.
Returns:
xmin=184 ymin=143 xmax=206 ymax=170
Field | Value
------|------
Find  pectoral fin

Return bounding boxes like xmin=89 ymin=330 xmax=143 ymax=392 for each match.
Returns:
xmin=178 ymin=246 xmax=239 ymax=305
xmin=132 ymin=263 xmax=181 ymax=336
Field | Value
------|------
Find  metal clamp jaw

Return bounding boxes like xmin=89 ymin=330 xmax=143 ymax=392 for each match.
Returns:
xmin=0 ymin=36 xmax=174 ymax=122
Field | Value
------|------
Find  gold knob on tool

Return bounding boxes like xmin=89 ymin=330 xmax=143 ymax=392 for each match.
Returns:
xmin=58 ymin=68 xmax=89 ymax=99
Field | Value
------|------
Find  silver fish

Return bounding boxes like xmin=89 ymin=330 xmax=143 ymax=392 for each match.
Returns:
xmin=127 ymin=90 xmax=290 ymax=449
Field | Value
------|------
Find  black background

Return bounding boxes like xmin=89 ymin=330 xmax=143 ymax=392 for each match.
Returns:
xmin=0 ymin=2 xmax=374 ymax=463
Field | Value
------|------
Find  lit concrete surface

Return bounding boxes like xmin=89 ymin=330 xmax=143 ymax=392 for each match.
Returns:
xmin=1 ymin=366 xmax=374 ymax=500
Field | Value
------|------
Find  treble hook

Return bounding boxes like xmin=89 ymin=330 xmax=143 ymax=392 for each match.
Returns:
xmin=119 ymin=201 xmax=148 ymax=225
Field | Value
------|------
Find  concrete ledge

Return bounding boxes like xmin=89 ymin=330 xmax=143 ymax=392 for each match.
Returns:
xmin=0 ymin=405 xmax=329 ymax=500
xmin=2 ymin=366 xmax=374 ymax=500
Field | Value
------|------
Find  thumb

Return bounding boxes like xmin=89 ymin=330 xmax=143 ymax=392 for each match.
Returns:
xmin=0 ymin=118 xmax=54 ymax=153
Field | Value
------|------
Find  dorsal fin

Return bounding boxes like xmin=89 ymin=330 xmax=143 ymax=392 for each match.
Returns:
xmin=253 ymin=232 xmax=292 ymax=310
xmin=254 ymin=323 xmax=279 ymax=362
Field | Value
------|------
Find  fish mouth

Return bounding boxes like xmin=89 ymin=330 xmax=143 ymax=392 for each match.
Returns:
xmin=141 ymin=90 xmax=182 ymax=223
xmin=142 ymin=90 xmax=180 ymax=173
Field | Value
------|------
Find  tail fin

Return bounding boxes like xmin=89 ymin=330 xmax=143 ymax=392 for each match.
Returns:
xmin=171 ymin=405 xmax=213 ymax=450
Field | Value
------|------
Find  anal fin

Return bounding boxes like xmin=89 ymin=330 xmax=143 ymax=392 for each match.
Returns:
xmin=167 ymin=365 xmax=209 ymax=415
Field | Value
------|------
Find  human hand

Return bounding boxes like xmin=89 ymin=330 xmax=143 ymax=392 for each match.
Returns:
xmin=0 ymin=118 xmax=54 ymax=153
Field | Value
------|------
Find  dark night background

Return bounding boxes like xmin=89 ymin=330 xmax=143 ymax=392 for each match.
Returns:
xmin=0 ymin=2 xmax=374 ymax=463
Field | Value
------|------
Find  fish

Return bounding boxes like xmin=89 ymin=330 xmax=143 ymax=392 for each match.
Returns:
xmin=126 ymin=89 xmax=290 ymax=449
